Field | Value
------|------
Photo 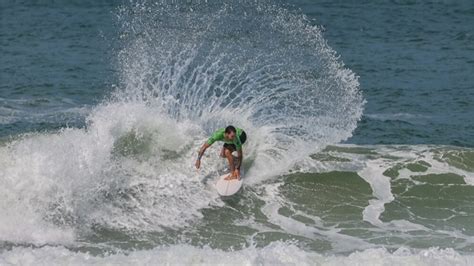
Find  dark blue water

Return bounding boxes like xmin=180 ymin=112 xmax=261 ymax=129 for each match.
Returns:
xmin=301 ymin=0 xmax=474 ymax=146
xmin=0 ymin=1 xmax=118 ymax=136
xmin=2 ymin=0 xmax=473 ymax=146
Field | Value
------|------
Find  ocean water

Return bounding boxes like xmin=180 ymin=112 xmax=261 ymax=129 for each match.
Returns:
xmin=1 ymin=0 xmax=473 ymax=265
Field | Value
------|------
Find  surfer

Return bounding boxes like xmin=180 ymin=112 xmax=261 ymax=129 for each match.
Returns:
xmin=195 ymin=125 xmax=247 ymax=180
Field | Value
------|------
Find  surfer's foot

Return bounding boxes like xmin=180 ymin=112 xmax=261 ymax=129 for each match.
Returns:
xmin=224 ymin=174 xmax=239 ymax=180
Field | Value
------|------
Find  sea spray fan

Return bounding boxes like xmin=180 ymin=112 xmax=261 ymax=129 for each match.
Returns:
xmin=112 ymin=0 xmax=364 ymax=177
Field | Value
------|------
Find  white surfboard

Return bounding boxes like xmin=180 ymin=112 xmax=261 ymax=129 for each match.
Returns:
xmin=215 ymin=156 xmax=243 ymax=196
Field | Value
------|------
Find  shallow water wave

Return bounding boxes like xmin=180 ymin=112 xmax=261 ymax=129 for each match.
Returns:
xmin=286 ymin=145 xmax=474 ymax=252
xmin=1 ymin=133 xmax=474 ymax=253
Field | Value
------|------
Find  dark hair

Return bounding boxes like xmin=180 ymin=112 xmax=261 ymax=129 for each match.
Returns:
xmin=225 ymin=125 xmax=236 ymax=134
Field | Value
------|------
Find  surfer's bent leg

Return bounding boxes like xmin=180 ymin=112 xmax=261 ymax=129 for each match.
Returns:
xmin=224 ymin=148 xmax=235 ymax=172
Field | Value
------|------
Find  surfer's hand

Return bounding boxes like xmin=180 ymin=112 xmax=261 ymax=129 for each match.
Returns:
xmin=195 ymin=159 xmax=201 ymax=169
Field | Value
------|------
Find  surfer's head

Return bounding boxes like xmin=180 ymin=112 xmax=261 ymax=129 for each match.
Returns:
xmin=225 ymin=125 xmax=237 ymax=140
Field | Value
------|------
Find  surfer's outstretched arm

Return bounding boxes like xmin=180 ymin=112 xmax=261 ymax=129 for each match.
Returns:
xmin=195 ymin=143 xmax=211 ymax=169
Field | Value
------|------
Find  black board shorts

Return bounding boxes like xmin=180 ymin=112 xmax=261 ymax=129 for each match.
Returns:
xmin=223 ymin=131 xmax=247 ymax=151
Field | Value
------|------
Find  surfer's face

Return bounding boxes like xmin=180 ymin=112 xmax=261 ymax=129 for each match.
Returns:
xmin=225 ymin=131 xmax=236 ymax=140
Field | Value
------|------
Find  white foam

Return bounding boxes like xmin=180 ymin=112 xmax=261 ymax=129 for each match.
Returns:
xmin=1 ymin=244 xmax=473 ymax=266
xmin=357 ymin=158 xmax=395 ymax=227
xmin=0 ymin=101 xmax=222 ymax=244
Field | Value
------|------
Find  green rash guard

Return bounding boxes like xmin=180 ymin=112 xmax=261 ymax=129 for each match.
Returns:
xmin=207 ymin=128 xmax=244 ymax=150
